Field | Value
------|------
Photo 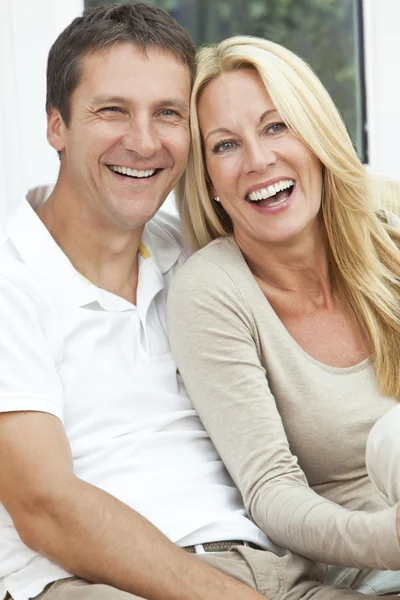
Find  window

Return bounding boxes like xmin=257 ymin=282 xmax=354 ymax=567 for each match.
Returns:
xmin=86 ymin=0 xmax=366 ymax=160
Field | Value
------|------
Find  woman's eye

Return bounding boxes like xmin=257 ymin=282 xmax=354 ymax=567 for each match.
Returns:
xmin=212 ymin=140 xmax=236 ymax=154
xmin=266 ymin=122 xmax=287 ymax=134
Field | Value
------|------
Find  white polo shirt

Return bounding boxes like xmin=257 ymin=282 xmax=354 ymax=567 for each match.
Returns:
xmin=0 ymin=193 xmax=273 ymax=600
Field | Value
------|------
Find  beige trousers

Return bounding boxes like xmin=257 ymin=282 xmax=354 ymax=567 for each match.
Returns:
xmin=27 ymin=546 xmax=399 ymax=600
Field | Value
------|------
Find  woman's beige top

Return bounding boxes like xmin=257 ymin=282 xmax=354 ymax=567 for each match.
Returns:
xmin=167 ymin=233 xmax=400 ymax=570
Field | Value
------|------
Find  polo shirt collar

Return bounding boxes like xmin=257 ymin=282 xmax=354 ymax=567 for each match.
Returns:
xmin=6 ymin=199 xmax=97 ymax=307
xmin=141 ymin=214 xmax=182 ymax=275
xmin=6 ymin=195 xmax=182 ymax=315
xmin=135 ymin=225 xmax=178 ymax=322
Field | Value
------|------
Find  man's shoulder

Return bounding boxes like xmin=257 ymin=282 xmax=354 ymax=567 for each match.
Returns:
xmin=0 ymin=235 xmax=27 ymax=278
xmin=146 ymin=209 xmax=189 ymax=255
xmin=0 ymin=236 xmax=56 ymax=315
xmin=144 ymin=209 xmax=192 ymax=277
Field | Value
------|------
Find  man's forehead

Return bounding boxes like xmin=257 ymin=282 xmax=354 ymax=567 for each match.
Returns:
xmin=80 ymin=43 xmax=190 ymax=80
xmin=75 ymin=43 xmax=191 ymax=101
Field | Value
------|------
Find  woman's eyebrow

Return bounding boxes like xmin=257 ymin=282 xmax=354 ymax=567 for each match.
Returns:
xmin=259 ymin=108 xmax=278 ymax=123
xmin=204 ymin=109 xmax=279 ymax=142
xmin=204 ymin=127 xmax=234 ymax=143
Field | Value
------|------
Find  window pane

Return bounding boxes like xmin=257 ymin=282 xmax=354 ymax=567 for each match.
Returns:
xmin=85 ymin=0 xmax=366 ymax=160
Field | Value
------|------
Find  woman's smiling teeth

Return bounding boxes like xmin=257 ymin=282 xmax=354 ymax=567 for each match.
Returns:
xmin=109 ymin=165 xmax=157 ymax=178
xmin=247 ymin=179 xmax=294 ymax=203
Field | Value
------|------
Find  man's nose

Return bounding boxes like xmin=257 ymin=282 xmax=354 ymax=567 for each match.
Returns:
xmin=122 ymin=117 xmax=161 ymax=158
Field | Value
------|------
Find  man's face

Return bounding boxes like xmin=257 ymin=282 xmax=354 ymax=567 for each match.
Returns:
xmin=48 ymin=43 xmax=191 ymax=231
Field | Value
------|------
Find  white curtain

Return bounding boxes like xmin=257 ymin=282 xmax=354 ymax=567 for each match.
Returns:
xmin=0 ymin=0 xmax=24 ymax=222
xmin=0 ymin=0 xmax=83 ymax=223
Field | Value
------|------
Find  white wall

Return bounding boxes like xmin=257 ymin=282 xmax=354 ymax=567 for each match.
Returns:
xmin=0 ymin=0 xmax=83 ymax=221
xmin=363 ymin=0 xmax=400 ymax=179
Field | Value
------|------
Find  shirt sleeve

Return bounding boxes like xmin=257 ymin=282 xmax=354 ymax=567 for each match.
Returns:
xmin=167 ymin=253 xmax=400 ymax=570
xmin=385 ymin=209 xmax=400 ymax=229
xmin=0 ymin=271 xmax=64 ymax=419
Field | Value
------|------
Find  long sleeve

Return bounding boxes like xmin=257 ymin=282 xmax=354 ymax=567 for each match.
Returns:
xmin=167 ymin=247 xmax=400 ymax=570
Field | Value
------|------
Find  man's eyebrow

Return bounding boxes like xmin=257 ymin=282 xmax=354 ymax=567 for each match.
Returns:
xmin=91 ymin=95 xmax=127 ymax=107
xmin=204 ymin=109 xmax=278 ymax=142
xmin=154 ymin=99 xmax=189 ymax=114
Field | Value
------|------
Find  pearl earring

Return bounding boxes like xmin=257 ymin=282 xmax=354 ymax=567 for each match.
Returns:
xmin=213 ymin=196 xmax=220 ymax=202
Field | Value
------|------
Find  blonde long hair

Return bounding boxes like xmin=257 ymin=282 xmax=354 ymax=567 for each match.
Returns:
xmin=176 ymin=35 xmax=400 ymax=400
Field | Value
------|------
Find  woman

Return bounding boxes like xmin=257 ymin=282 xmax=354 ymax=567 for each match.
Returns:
xmin=167 ymin=35 xmax=400 ymax=590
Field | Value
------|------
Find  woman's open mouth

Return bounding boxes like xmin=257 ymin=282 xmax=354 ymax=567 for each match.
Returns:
xmin=245 ymin=179 xmax=295 ymax=208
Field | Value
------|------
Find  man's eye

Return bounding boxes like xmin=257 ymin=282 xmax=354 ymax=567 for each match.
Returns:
xmin=160 ymin=109 xmax=179 ymax=117
xmin=212 ymin=140 xmax=236 ymax=154
xmin=100 ymin=106 xmax=122 ymax=114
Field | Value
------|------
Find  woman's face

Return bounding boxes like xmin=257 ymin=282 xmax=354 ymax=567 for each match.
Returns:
xmin=198 ymin=69 xmax=324 ymax=251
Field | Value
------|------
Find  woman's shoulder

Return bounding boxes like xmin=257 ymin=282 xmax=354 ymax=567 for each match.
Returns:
xmin=184 ymin=234 xmax=244 ymax=269
xmin=175 ymin=235 xmax=248 ymax=285
xmin=170 ymin=235 xmax=254 ymax=304
xmin=168 ymin=235 xmax=259 ymax=328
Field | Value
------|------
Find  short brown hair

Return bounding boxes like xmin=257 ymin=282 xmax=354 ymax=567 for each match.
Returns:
xmin=46 ymin=2 xmax=196 ymax=125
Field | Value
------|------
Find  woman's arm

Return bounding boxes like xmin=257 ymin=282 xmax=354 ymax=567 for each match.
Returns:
xmin=168 ymin=252 xmax=400 ymax=570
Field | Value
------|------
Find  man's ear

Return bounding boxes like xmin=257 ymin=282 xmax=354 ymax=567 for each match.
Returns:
xmin=47 ymin=106 xmax=67 ymax=153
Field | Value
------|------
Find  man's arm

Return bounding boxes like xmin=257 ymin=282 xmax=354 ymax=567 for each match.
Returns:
xmin=0 ymin=410 xmax=266 ymax=600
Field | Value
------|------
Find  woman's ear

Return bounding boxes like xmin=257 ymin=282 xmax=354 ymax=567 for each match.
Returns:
xmin=207 ymin=178 xmax=220 ymax=202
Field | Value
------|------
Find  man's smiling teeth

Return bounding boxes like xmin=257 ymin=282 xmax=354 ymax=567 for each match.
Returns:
xmin=109 ymin=166 xmax=156 ymax=178
xmin=247 ymin=179 xmax=294 ymax=202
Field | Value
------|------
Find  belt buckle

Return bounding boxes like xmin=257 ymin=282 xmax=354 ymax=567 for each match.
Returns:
xmin=193 ymin=540 xmax=250 ymax=554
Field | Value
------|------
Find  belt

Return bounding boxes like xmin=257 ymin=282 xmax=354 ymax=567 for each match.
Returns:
xmin=183 ymin=540 xmax=262 ymax=554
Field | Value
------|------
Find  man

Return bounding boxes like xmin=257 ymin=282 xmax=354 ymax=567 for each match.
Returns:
xmin=0 ymin=4 xmax=392 ymax=600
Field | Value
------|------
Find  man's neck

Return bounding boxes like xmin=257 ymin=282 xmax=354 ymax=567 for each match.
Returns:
xmin=36 ymin=186 xmax=143 ymax=304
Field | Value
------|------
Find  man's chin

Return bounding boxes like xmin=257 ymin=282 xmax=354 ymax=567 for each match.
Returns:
xmin=105 ymin=201 xmax=162 ymax=232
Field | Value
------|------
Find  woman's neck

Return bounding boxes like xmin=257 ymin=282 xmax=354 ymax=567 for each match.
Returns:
xmin=235 ymin=223 xmax=334 ymax=309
